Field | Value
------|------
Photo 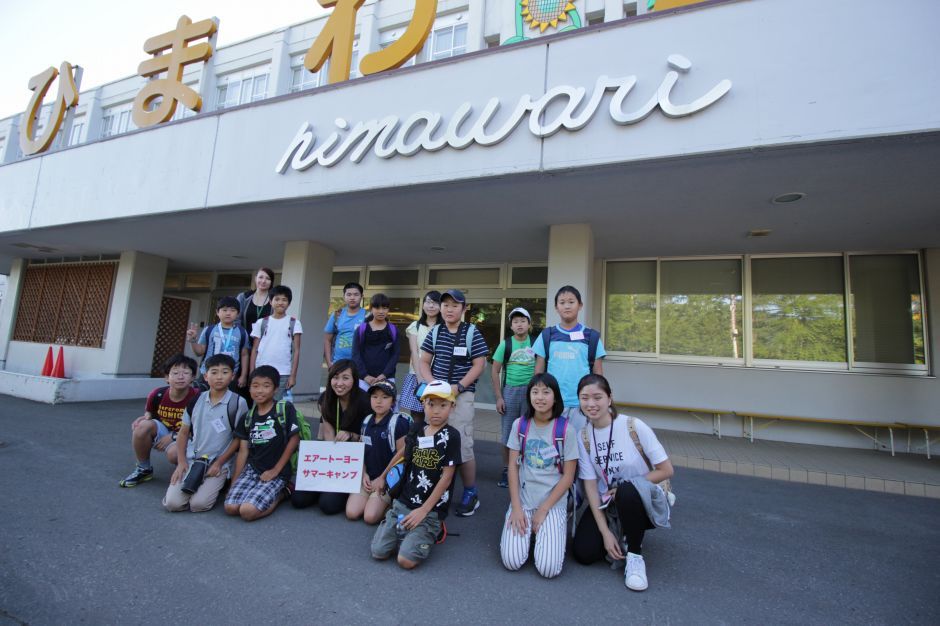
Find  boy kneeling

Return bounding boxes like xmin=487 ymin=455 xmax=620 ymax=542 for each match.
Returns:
xmin=371 ymin=381 xmax=461 ymax=569
xmin=164 ymin=354 xmax=247 ymax=512
xmin=224 ymin=366 xmax=300 ymax=521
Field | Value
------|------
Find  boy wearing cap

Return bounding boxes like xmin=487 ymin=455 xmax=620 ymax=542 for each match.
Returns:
xmin=371 ymin=381 xmax=461 ymax=569
xmin=490 ymin=307 xmax=536 ymax=488
xmin=418 ymin=289 xmax=489 ymax=517
xmin=187 ymin=296 xmax=251 ymax=391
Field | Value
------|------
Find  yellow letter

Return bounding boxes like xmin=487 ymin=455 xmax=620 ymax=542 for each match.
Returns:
xmin=360 ymin=0 xmax=437 ymax=75
xmin=305 ymin=0 xmax=366 ymax=85
xmin=19 ymin=62 xmax=80 ymax=156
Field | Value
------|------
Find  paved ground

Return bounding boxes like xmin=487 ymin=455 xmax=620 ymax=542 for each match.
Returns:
xmin=1 ymin=397 xmax=938 ymax=625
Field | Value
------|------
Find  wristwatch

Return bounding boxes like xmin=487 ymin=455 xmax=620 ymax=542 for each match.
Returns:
xmin=456 ymin=383 xmax=466 ymax=394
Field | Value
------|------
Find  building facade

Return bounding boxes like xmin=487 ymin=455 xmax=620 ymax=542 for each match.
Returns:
xmin=0 ymin=0 xmax=937 ymax=451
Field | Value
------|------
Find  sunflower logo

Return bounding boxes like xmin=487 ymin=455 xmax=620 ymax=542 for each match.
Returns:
xmin=523 ymin=0 xmax=578 ymax=32
xmin=504 ymin=0 xmax=582 ymax=43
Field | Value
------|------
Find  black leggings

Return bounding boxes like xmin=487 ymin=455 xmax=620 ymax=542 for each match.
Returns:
xmin=573 ymin=482 xmax=655 ymax=563
xmin=290 ymin=490 xmax=348 ymax=515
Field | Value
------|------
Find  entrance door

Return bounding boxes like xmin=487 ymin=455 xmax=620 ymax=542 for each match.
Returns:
xmin=151 ymin=296 xmax=192 ymax=377
xmin=464 ymin=300 xmax=504 ymax=404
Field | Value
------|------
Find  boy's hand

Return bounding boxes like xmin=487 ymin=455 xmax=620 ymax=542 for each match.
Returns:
xmin=287 ymin=375 xmax=296 ymax=390
xmin=238 ymin=373 xmax=247 ymax=388
xmin=171 ymin=462 xmax=188 ymax=485
xmin=531 ymin=507 xmax=548 ymax=534
xmin=507 ymin=506 xmax=528 ymax=536
xmin=186 ymin=327 xmax=198 ymax=342
xmin=207 ymin=461 xmax=223 ymax=478
xmin=450 ymin=384 xmax=459 ymax=397
xmin=495 ymin=397 xmax=506 ymax=415
xmin=260 ymin=469 xmax=278 ymax=482
xmin=364 ymin=375 xmax=376 ymax=385
xmin=154 ymin=434 xmax=173 ymax=451
xmin=131 ymin=415 xmax=149 ymax=430
xmin=402 ymin=506 xmax=429 ymax=529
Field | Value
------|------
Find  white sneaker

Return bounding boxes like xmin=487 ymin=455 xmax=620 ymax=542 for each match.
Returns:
xmin=625 ymin=552 xmax=648 ymax=591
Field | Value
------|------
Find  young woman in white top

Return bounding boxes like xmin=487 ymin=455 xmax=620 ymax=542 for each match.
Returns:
xmin=397 ymin=291 xmax=442 ymax=421
xmin=573 ymin=374 xmax=674 ymax=592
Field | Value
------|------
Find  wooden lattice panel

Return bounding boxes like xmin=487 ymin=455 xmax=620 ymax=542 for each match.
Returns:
xmin=13 ymin=263 xmax=117 ymax=347
xmin=151 ymin=296 xmax=191 ymax=377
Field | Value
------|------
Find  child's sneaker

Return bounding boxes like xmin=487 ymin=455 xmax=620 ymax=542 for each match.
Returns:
xmin=497 ymin=467 xmax=508 ymax=488
xmin=625 ymin=552 xmax=648 ymax=591
xmin=119 ymin=465 xmax=154 ymax=488
xmin=455 ymin=489 xmax=480 ymax=517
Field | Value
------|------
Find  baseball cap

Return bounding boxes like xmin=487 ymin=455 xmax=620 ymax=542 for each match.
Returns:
xmin=508 ymin=307 xmax=531 ymax=321
xmin=368 ymin=380 xmax=397 ymax=397
xmin=441 ymin=289 xmax=466 ymax=304
xmin=420 ymin=380 xmax=456 ymax=402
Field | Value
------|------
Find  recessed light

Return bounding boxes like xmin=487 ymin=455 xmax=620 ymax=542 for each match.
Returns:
xmin=772 ymin=192 xmax=805 ymax=204
xmin=430 ymin=246 xmax=446 ymax=252
xmin=748 ymin=229 xmax=772 ymax=238
xmin=231 ymin=255 xmax=246 ymax=259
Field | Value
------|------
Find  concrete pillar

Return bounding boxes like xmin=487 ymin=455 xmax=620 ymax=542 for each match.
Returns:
xmin=358 ymin=2 xmax=379 ymax=64
xmin=268 ymin=30 xmax=292 ymax=97
xmin=605 ymin=0 xmax=626 ymax=21
xmin=0 ymin=258 xmax=27 ymax=369
xmin=546 ymin=224 xmax=595 ymax=327
xmin=280 ymin=241 xmax=335 ymax=398
xmin=466 ymin=0 xmax=487 ymax=51
xmin=103 ymin=251 xmax=168 ymax=376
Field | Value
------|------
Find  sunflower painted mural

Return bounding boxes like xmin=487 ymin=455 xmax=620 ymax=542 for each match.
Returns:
xmin=504 ymin=0 xmax=582 ymax=44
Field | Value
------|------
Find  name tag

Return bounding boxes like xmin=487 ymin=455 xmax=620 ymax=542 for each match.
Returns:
xmin=418 ymin=436 xmax=435 ymax=449
xmin=569 ymin=331 xmax=585 ymax=341
xmin=211 ymin=418 xmax=227 ymax=434
xmin=453 ymin=346 xmax=468 ymax=357
xmin=540 ymin=445 xmax=559 ymax=459
xmin=362 ymin=435 xmax=373 ymax=447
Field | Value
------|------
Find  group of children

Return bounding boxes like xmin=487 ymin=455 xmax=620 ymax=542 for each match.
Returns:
xmin=119 ymin=277 xmax=675 ymax=591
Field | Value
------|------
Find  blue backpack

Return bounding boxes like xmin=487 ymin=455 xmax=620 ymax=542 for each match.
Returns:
xmin=540 ymin=326 xmax=600 ymax=370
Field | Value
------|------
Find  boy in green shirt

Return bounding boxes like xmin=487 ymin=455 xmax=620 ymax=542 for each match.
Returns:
xmin=490 ymin=307 xmax=535 ymax=488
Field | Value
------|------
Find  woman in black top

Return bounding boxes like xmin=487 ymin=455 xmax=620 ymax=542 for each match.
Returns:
xmin=291 ymin=359 xmax=371 ymax=513
xmin=236 ymin=267 xmax=275 ymax=332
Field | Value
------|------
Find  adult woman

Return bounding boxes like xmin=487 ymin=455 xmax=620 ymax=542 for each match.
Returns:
xmin=291 ymin=359 xmax=371 ymax=513
xmin=397 ymin=291 xmax=442 ymax=421
xmin=572 ymin=374 xmax=674 ymax=592
xmin=236 ymin=267 xmax=275 ymax=332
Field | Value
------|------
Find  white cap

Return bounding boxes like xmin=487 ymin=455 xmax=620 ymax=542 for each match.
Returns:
xmin=508 ymin=307 xmax=531 ymax=321
xmin=420 ymin=380 xmax=456 ymax=402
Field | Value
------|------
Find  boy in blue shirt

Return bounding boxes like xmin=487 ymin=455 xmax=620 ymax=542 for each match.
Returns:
xmin=188 ymin=296 xmax=251 ymax=391
xmin=324 ymin=281 xmax=367 ymax=365
xmin=533 ymin=285 xmax=606 ymax=433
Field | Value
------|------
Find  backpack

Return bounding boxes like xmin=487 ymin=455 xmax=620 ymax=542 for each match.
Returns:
xmin=355 ymin=319 xmax=398 ymax=348
xmin=360 ymin=411 xmax=412 ymax=452
xmin=258 ymin=315 xmax=298 ymax=360
xmin=517 ymin=415 xmax=569 ymax=474
xmin=200 ymin=323 xmax=249 ymax=367
xmin=540 ymin=325 xmax=600 ymax=370
xmin=244 ymin=400 xmax=312 ymax=478
xmin=429 ymin=322 xmax=478 ymax=383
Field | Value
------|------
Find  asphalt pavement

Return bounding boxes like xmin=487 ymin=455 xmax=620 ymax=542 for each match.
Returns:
xmin=0 ymin=396 xmax=938 ymax=625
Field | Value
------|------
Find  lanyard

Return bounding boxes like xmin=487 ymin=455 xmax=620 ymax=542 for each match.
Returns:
xmin=591 ymin=421 xmax=615 ymax=485
xmin=336 ymin=398 xmax=341 ymax=436
xmin=216 ymin=325 xmax=235 ymax=353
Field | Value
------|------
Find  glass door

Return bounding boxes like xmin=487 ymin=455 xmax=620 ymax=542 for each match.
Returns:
xmin=464 ymin=300 xmax=504 ymax=404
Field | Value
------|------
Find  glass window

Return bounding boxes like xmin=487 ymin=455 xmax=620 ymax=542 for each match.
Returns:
xmin=428 ymin=267 xmax=500 ymax=286
xmin=183 ymin=273 xmax=212 ymax=290
xmin=216 ymin=273 xmax=251 ymax=289
xmin=367 ymin=269 xmax=420 ymax=286
xmin=68 ymin=121 xmax=85 ymax=146
xmin=430 ymin=23 xmax=468 ymax=60
xmin=605 ymin=261 xmax=656 ymax=353
xmin=511 ymin=266 xmax=548 ymax=286
xmin=850 ymin=254 xmax=925 ymax=365
xmin=506 ymin=297 xmax=547 ymax=338
xmin=332 ymin=270 xmax=361 ymax=288
xmin=290 ymin=55 xmax=325 ymax=92
xmin=216 ymin=68 xmax=270 ymax=109
xmin=751 ymin=257 xmax=846 ymax=362
xmin=660 ymin=259 xmax=742 ymax=358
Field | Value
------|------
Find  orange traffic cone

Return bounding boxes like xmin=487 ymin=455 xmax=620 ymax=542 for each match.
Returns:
xmin=41 ymin=346 xmax=54 ymax=376
xmin=51 ymin=346 xmax=66 ymax=379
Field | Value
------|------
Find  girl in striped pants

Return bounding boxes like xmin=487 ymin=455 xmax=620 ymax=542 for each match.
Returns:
xmin=499 ymin=373 xmax=578 ymax=578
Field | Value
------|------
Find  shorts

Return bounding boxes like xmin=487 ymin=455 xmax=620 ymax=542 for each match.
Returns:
xmin=450 ymin=391 xmax=475 ymax=463
xmin=371 ymin=500 xmax=441 ymax=564
xmin=398 ymin=373 xmax=423 ymax=413
xmin=360 ymin=479 xmax=392 ymax=505
xmin=500 ymin=385 xmax=528 ymax=448
xmin=562 ymin=406 xmax=587 ymax=435
xmin=224 ymin=464 xmax=286 ymax=512
xmin=151 ymin=420 xmax=172 ymax=447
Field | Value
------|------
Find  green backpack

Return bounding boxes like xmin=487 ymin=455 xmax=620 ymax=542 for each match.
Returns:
xmin=245 ymin=400 xmax=313 ymax=478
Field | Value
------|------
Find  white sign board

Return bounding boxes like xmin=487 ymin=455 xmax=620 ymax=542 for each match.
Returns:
xmin=294 ymin=441 xmax=365 ymax=494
